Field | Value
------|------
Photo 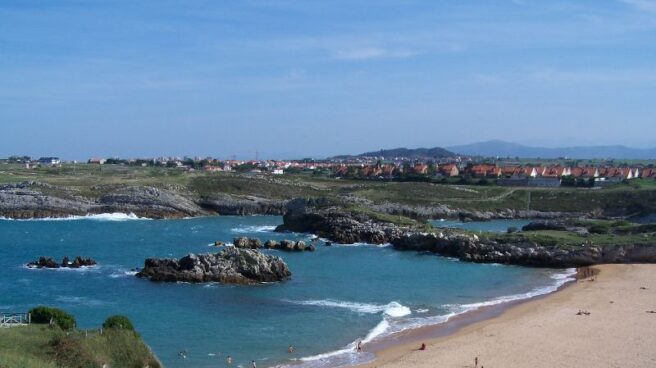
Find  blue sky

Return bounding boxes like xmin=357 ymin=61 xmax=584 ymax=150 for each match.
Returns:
xmin=1 ymin=0 xmax=655 ymax=159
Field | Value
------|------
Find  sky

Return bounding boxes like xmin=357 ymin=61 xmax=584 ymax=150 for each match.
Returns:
xmin=1 ymin=0 xmax=656 ymax=159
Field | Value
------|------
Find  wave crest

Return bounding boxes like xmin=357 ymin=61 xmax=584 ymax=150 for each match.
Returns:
xmin=1 ymin=213 xmax=149 ymax=221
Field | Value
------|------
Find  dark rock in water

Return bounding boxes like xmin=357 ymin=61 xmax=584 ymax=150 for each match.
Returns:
xmin=136 ymin=247 xmax=291 ymax=284
xmin=391 ymin=231 xmax=656 ymax=267
xmin=233 ymin=237 xmax=262 ymax=249
xmin=234 ymin=237 xmax=315 ymax=252
xmin=264 ymin=240 xmax=278 ymax=249
xmin=68 ymin=256 xmax=97 ymax=268
xmin=275 ymin=198 xmax=405 ymax=244
xmin=214 ymin=241 xmax=224 ymax=246
xmin=27 ymin=256 xmax=96 ymax=269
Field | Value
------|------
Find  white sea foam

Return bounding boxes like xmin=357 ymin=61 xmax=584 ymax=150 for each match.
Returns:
xmin=24 ymin=264 xmax=100 ymax=273
xmin=231 ymin=225 xmax=276 ymax=233
xmin=55 ymin=296 xmax=108 ymax=306
xmin=286 ymin=268 xmax=577 ymax=368
xmin=334 ymin=242 xmax=392 ymax=248
xmin=108 ymin=270 xmax=138 ymax=278
xmin=447 ymin=268 xmax=577 ymax=314
xmin=0 ymin=213 xmax=150 ymax=221
xmin=286 ymin=299 xmax=410 ymax=317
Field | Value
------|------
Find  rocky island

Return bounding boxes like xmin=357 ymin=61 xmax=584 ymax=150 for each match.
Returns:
xmin=27 ymin=256 xmax=97 ymax=269
xmin=233 ymin=236 xmax=316 ymax=252
xmin=136 ymin=247 xmax=291 ymax=284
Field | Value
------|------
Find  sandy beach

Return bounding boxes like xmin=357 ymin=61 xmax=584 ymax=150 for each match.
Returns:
xmin=361 ymin=264 xmax=656 ymax=368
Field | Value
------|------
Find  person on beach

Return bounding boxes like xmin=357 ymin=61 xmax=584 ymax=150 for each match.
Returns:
xmin=288 ymin=345 xmax=295 ymax=353
xmin=475 ymin=356 xmax=479 ymax=368
xmin=357 ymin=340 xmax=363 ymax=352
xmin=252 ymin=360 xmax=257 ymax=368
xmin=226 ymin=355 xmax=232 ymax=366
xmin=419 ymin=343 xmax=426 ymax=350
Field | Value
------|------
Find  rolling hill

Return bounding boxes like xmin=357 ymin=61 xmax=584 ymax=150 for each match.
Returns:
xmin=448 ymin=140 xmax=656 ymax=159
xmin=333 ymin=147 xmax=456 ymax=160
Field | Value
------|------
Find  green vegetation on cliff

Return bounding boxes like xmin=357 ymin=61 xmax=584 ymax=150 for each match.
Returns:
xmin=474 ymin=218 xmax=656 ymax=249
xmin=0 ymin=311 xmax=159 ymax=368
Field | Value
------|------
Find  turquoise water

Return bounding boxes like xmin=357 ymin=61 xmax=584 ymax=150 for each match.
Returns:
xmin=0 ymin=215 xmax=573 ymax=368
xmin=431 ymin=219 xmax=533 ymax=233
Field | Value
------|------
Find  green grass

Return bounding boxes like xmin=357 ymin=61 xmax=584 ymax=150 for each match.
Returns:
xmin=0 ymin=325 xmax=160 ymax=368
xmin=479 ymin=229 xmax=656 ymax=248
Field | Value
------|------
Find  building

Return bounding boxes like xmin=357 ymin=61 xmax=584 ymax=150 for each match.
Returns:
xmin=38 ymin=157 xmax=60 ymax=166
xmin=439 ymin=164 xmax=460 ymax=177
xmin=88 ymin=158 xmax=106 ymax=165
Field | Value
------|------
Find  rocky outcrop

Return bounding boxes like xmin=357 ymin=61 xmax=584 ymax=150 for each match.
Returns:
xmin=197 ymin=194 xmax=287 ymax=215
xmin=233 ymin=237 xmax=315 ymax=252
xmin=391 ymin=232 xmax=656 ymax=267
xmin=276 ymin=199 xmax=656 ymax=267
xmin=522 ymin=220 xmax=589 ymax=235
xmin=0 ymin=182 xmax=95 ymax=219
xmin=275 ymin=198 xmax=406 ymax=244
xmin=136 ymin=247 xmax=291 ymax=284
xmin=0 ymin=182 xmax=207 ymax=219
xmin=27 ymin=256 xmax=97 ymax=269
xmin=97 ymin=186 xmax=205 ymax=218
xmin=370 ymin=202 xmax=580 ymax=221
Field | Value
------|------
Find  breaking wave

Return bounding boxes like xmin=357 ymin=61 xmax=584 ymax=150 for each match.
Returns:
xmin=231 ymin=225 xmax=277 ymax=233
xmin=1 ymin=213 xmax=150 ymax=221
xmin=279 ymin=268 xmax=576 ymax=368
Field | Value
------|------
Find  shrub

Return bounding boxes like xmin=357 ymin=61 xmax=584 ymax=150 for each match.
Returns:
xmin=29 ymin=306 xmax=76 ymax=330
xmin=50 ymin=335 xmax=99 ymax=368
xmin=102 ymin=315 xmax=135 ymax=331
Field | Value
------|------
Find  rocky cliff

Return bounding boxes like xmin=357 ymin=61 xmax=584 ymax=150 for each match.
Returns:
xmin=275 ymin=198 xmax=406 ymax=244
xmin=0 ymin=182 xmax=287 ymax=219
xmin=277 ymin=199 xmax=656 ymax=267
xmin=392 ymin=232 xmax=656 ymax=267
xmin=197 ymin=194 xmax=287 ymax=215
xmin=0 ymin=182 xmax=206 ymax=219
xmin=136 ymin=247 xmax=291 ymax=284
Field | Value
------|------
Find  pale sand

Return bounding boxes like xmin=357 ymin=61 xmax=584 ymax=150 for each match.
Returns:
xmin=360 ymin=264 xmax=656 ymax=368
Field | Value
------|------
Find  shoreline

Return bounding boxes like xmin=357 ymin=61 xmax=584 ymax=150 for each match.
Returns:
xmin=359 ymin=268 xmax=580 ymax=357
xmin=356 ymin=264 xmax=656 ymax=368
xmin=287 ymin=267 xmax=577 ymax=368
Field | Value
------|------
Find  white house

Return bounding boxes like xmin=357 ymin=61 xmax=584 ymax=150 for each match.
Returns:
xmin=38 ymin=157 xmax=61 ymax=166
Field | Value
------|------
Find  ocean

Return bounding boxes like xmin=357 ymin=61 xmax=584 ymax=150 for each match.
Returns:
xmin=0 ymin=215 xmax=574 ymax=368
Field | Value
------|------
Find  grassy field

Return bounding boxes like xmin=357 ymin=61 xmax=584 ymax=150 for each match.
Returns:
xmin=2 ymin=163 xmax=656 ymax=217
xmin=472 ymin=218 xmax=656 ymax=248
xmin=0 ymin=324 xmax=159 ymax=368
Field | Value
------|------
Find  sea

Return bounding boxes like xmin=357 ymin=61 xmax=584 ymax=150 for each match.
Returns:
xmin=0 ymin=214 xmax=575 ymax=368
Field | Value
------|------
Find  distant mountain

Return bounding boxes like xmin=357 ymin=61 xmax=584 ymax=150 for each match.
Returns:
xmin=448 ymin=140 xmax=656 ymax=160
xmin=333 ymin=147 xmax=456 ymax=160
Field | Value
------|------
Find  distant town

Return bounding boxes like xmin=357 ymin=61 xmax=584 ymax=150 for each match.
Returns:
xmin=1 ymin=152 xmax=655 ymax=188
